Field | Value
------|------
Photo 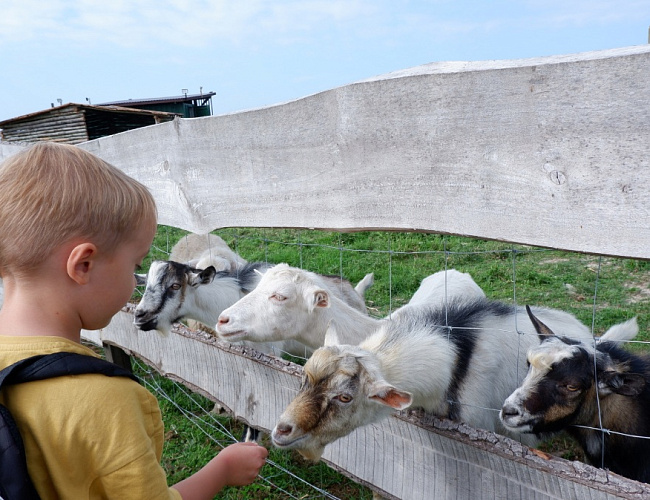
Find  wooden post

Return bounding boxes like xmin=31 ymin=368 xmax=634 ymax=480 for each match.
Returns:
xmin=103 ymin=343 xmax=133 ymax=373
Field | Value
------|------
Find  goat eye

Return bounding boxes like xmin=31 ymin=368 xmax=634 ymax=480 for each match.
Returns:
xmin=271 ymin=294 xmax=286 ymax=302
xmin=170 ymin=283 xmax=182 ymax=291
xmin=566 ymin=384 xmax=579 ymax=392
xmin=335 ymin=394 xmax=353 ymax=403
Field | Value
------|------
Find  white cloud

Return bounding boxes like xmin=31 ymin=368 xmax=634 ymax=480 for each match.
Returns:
xmin=522 ymin=0 xmax=649 ymax=27
xmin=0 ymin=0 xmax=66 ymax=41
xmin=0 ymin=0 xmax=380 ymax=48
xmin=0 ymin=0 xmax=646 ymax=51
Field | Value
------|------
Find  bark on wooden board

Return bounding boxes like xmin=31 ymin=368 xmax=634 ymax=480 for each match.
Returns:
xmin=82 ymin=306 xmax=650 ymax=500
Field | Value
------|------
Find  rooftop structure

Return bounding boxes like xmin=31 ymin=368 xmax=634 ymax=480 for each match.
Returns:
xmin=98 ymin=91 xmax=216 ymax=118
xmin=0 ymin=103 xmax=179 ymax=144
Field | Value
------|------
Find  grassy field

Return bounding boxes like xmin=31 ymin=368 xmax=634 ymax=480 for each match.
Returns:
xmin=135 ymin=225 xmax=650 ymax=498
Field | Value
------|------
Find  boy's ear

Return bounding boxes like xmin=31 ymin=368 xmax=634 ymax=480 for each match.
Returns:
xmin=66 ymin=243 xmax=98 ymax=285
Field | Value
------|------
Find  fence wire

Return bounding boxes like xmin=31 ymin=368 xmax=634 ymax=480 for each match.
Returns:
xmin=134 ymin=226 xmax=650 ymax=496
xmin=132 ymin=356 xmax=346 ymax=500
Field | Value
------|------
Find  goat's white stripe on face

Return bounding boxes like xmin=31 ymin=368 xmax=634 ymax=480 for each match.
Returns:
xmin=505 ymin=340 xmax=582 ymax=415
xmin=530 ymin=338 xmax=581 ymax=369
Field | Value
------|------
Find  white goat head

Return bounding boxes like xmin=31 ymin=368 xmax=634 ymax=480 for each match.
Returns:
xmin=216 ymin=263 xmax=333 ymax=347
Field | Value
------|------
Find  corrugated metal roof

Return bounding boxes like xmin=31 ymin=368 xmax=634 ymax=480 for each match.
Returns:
xmin=98 ymin=92 xmax=216 ymax=107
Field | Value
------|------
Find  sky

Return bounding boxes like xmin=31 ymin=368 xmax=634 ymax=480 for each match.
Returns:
xmin=0 ymin=0 xmax=648 ymax=122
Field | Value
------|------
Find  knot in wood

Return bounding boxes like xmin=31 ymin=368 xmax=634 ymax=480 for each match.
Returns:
xmin=549 ymin=170 xmax=566 ymax=185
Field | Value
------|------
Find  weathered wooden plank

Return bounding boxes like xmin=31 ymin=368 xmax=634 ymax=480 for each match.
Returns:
xmin=82 ymin=307 xmax=650 ymax=500
xmin=59 ymin=45 xmax=649 ymax=259
xmin=2 ymin=47 xmax=649 ymax=258
xmin=0 ymin=141 xmax=27 ymax=162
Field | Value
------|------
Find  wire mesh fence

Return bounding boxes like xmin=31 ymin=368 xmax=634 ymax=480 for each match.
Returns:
xmin=128 ymin=226 xmax=650 ymax=497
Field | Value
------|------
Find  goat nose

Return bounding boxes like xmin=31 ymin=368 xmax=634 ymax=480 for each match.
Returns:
xmin=217 ymin=315 xmax=229 ymax=326
xmin=500 ymin=404 xmax=521 ymax=418
xmin=274 ymin=423 xmax=293 ymax=436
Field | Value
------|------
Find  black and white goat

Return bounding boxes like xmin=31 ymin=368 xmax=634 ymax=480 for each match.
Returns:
xmin=500 ymin=307 xmax=648 ymax=482
xmin=271 ymin=297 xmax=606 ymax=461
xmin=134 ymin=260 xmax=271 ymax=334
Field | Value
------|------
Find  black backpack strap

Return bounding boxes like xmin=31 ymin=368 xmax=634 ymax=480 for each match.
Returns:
xmin=0 ymin=352 xmax=138 ymax=500
xmin=0 ymin=351 xmax=137 ymax=388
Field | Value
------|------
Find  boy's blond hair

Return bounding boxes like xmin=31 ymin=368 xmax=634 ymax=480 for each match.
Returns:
xmin=0 ymin=142 xmax=157 ymax=277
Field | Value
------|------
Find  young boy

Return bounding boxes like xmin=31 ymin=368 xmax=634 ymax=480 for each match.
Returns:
xmin=0 ymin=142 xmax=268 ymax=499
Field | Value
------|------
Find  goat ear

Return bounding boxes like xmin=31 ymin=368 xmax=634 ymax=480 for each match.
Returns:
xmin=309 ymin=289 xmax=330 ymax=311
xmin=600 ymin=317 xmax=639 ymax=344
xmin=368 ymin=382 xmax=413 ymax=410
xmin=324 ymin=324 xmax=340 ymax=346
xmin=134 ymin=273 xmax=147 ymax=286
xmin=526 ymin=305 xmax=556 ymax=341
xmin=199 ymin=266 xmax=217 ymax=284
xmin=599 ymin=371 xmax=646 ymax=396
xmin=188 ymin=266 xmax=217 ymax=286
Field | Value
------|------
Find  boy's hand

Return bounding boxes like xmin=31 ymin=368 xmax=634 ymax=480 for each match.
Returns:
xmin=217 ymin=441 xmax=269 ymax=486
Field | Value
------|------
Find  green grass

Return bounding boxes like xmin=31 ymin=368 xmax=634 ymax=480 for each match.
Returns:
xmin=134 ymin=226 xmax=650 ymax=498
xmin=133 ymin=355 xmax=373 ymax=499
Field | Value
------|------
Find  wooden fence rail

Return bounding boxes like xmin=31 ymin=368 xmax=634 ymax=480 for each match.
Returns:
xmin=3 ymin=43 xmax=650 ymax=498
xmin=82 ymin=309 xmax=650 ymax=500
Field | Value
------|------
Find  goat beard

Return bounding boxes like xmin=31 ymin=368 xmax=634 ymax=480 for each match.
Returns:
xmin=297 ymin=445 xmax=325 ymax=463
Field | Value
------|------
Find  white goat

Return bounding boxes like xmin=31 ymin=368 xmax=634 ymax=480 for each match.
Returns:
xmin=216 ymin=265 xmax=485 ymax=351
xmin=134 ymin=260 xmax=374 ymax=357
xmin=170 ymin=232 xmax=246 ymax=272
xmin=270 ymin=298 xmax=611 ymax=461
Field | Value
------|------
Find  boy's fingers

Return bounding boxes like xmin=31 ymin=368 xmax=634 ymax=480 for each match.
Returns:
xmin=243 ymin=441 xmax=268 ymax=457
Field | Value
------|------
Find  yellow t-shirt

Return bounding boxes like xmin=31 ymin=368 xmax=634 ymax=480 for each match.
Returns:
xmin=0 ymin=335 xmax=183 ymax=500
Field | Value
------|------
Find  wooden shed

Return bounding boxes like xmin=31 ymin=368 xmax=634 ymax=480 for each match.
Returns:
xmin=0 ymin=103 xmax=179 ymax=144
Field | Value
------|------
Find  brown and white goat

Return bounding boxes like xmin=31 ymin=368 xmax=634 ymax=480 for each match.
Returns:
xmin=271 ymin=298 xmax=606 ymax=461
xmin=500 ymin=307 xmax=649 ymax=482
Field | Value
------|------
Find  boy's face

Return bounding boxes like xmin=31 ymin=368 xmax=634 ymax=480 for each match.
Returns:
xmin=83 ymin=220 xmax=157 ymax=330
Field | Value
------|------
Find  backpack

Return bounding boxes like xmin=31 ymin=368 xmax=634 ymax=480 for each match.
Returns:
xmin=0 ymin=352 xmax=137 ymax=500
